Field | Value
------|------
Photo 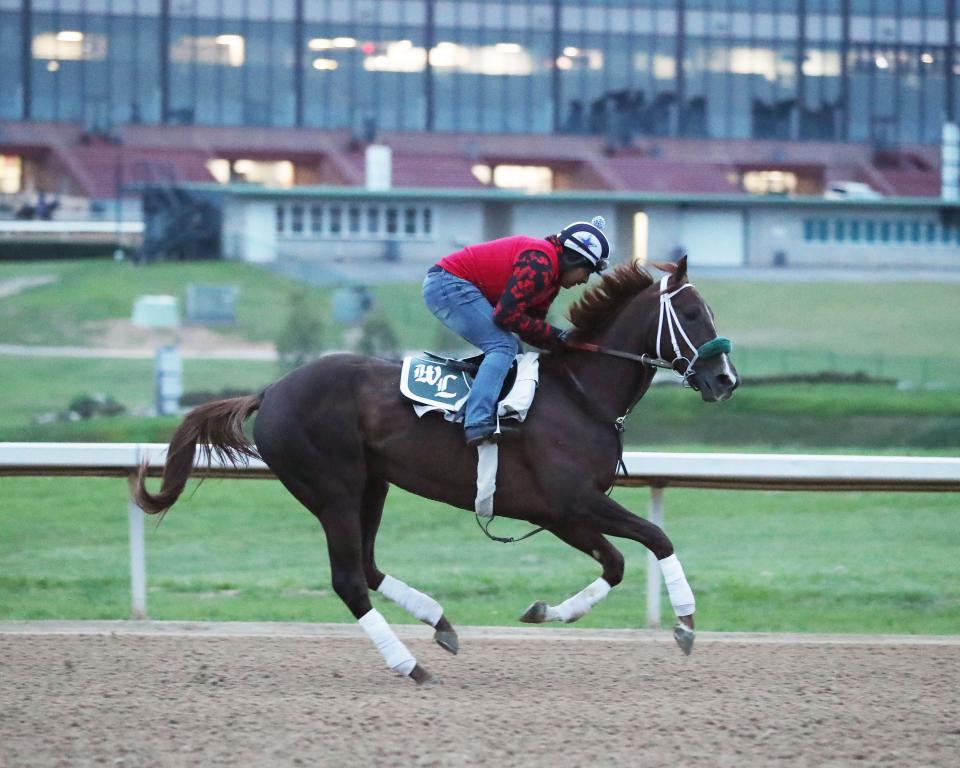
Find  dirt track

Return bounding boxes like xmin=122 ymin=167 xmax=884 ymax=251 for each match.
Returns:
xmin=1 ymin=622 xmax=958 ymax=767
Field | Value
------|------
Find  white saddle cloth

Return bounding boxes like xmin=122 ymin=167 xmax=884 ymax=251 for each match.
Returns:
xmin=412 ymin=352 xmax=541 ymax=519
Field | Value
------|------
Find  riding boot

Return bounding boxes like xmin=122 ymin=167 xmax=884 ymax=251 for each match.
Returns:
xmin=464 ymin=422 xmax=498 ymax=447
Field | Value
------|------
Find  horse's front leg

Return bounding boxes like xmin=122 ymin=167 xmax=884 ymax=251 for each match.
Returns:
xmin=519 ymin=524 xmax=623 ymax=624
xmin=582 ymin=492 xmax=697 ymax=655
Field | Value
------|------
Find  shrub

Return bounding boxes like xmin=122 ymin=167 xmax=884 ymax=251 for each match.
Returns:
xmin=358 ymin=313 xmax=401 ymax=358
xmin=275 ymin=289 xmax=325 ymax=371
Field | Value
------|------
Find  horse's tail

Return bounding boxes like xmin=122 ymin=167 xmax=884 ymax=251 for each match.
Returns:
xmin=132 ymin=393 xmax=263 ymax=517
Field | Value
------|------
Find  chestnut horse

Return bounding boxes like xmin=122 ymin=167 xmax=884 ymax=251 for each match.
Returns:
xmin=134 ymin=256 xmax=739 ymax=685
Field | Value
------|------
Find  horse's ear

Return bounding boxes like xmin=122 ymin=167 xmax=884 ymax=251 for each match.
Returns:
xmin=674 ymin=254 xmax=688 ymax=284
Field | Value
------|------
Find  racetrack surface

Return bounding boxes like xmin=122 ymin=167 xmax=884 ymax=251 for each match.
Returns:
xmin=1 ymin=622 xmax=958 ymax=767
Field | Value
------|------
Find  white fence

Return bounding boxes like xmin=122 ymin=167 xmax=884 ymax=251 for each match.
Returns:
xmin=3 ymin=442 xmax=960 ymax=627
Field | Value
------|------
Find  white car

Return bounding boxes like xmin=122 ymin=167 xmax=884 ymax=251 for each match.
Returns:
xmin=824 ymin=181 xmax=883 ymax=199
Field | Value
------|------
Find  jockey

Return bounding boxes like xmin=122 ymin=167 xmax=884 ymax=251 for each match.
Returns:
xmin=423 ymin=217 xmax=610 ymax=447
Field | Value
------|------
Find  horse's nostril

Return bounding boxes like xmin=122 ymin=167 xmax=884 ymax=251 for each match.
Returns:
xmin=718 ymin=373 xmax=737 ymax=390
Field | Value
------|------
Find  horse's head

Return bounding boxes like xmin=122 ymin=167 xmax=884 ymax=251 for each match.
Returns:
xmin=650 ymin=255 xmax=740 ymax=403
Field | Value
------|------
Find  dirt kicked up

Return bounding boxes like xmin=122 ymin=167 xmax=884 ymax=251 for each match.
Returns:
xmin=1 ymin=622 xmax=958 ymax=768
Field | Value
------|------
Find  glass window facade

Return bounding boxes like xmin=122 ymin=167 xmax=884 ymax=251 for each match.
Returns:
xmin=2 ymin=0 xmax=960 ymax=144
xmin=0 ymin=1 xmax=22 ymax=120
xmin=27 ymin=0 xmax=162 ymax=125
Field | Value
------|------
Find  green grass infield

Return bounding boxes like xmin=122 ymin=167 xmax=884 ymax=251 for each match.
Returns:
xmin=1 ymin=477 xmax=957 ymax=635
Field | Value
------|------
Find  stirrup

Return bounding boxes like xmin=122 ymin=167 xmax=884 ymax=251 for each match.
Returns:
xmin=464 ymin=424 xmax=497 ymax=447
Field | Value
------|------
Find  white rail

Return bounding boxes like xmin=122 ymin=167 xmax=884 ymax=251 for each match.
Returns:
xmin=3 ymin=442 xmax=959 ymax=625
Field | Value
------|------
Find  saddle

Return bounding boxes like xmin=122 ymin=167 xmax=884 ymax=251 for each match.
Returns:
xmin=400 ymin=352 xmax=519 ymax=412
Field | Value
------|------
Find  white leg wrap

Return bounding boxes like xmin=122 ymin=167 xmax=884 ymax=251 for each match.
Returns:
xmin=377 ymin=574 xmax=444 ymax=627
xmin=358 ymin=608 xmax=417 ymax=676
xmin=545 ymin=577 xmax=612 ymax=623
xmin=659 ymin=554 xmax=696 ymax=617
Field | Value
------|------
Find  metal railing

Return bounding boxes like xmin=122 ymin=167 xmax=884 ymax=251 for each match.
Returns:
xmin=2 ymin=442 xmax=959 ymax=626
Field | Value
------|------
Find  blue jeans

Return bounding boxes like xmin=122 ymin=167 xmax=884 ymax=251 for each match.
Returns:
xmin=422 ymin=268 xmax=519 ymax=428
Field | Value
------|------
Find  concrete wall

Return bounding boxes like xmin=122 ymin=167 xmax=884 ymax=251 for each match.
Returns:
xmin=746 ymin=205 xmax=960 ymax=269
xmin=510 ymin=202 xmax=620 ymax=253
xmin=216 ymin=188 xmax=960 ymax=272
xmin=226 ymin=196 xmax=485 ymax=266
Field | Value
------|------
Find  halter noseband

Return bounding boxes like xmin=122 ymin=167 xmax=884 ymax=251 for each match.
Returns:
xmin=567 ymin=274 xmax=732 ymax=388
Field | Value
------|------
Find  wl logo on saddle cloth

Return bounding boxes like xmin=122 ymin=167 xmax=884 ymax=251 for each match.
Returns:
xmin=400 ymin=352 xmax=537 ymax=417
xmin=399 ymin=356 xmax=473 ymax=411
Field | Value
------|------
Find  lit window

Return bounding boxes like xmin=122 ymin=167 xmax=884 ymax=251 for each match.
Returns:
xmin=428 ymin=41 xmax=534 ymax=76
xmin=0 ymin=155 xmax=22 ymax=194
xmin=32 ymin=31 xmax=107 ymax=61
xmin=802 ymin=50 xmax=842 ymax=77
xmin=471 ymin=164 xmax=492 ymax=185
xmin=362 ymin=40 xmax=427 ymax=73
xmin=742 ymin=170 xmax=797 ymax=196
xmin=206 ymin=159 xmax=231 ymax=184
xmin=557 ymin=46 xmax=604 ymax=71
xmin=229 ymin=159 xmax=294 ymax=188
xmin=489 ymin=165 xmax=553 ymax=194
xmin=171 ymin=35 xmax=245 ymax=67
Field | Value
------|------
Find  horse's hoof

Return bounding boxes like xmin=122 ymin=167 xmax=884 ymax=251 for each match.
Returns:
xmin=434 ymin=628 xmax=459 ymax=655
xmin=410 ymin=664 xmax=442 ymax=688
xmin=673 ymin=621 xmax=695 ymax=656
xmin=519 ymin=600 xmax=549 ymax=623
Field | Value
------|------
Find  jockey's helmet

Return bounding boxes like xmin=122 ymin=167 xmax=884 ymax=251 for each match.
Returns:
xmin=558 ymin=216 xmax=610 ymax=273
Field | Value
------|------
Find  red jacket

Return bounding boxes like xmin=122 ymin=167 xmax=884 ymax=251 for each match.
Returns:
xmin=438 ymin=236 xmax=564 ymax=349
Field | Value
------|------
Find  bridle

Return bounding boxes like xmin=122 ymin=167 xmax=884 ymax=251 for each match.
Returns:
xmin=568 ymin=275 xmax=732 ymax=390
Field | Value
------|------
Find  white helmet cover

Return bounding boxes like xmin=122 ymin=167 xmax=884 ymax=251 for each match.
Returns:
xmin=558 ymin=215 xmax=610 ymax=272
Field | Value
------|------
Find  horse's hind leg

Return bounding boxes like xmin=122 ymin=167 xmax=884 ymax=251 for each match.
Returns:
xmin=257 ymin=423 xmax=437 ymax=684
xmin=359 ymin=478 xmax=459 ymax=655
xmin=583 ymin=492 xmax=696 ymax=654
xmin=317 ymin=498 xmax=437 ymax=686
xmin=519 ymin=525 xmax=624 ymax=624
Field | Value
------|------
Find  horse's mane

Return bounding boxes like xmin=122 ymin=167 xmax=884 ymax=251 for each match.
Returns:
xmin=567 ymin=262 xmax=655 ymax=337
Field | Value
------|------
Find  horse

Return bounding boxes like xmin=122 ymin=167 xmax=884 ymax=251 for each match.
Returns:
xmin=134 ymin=255 xmax=739 ymax=685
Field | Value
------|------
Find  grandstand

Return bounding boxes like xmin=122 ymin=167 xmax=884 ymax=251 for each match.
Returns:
xmin=1 ymin=2 xmax=954 ymax=197
xmin=0 ymin=1 xmax=955 ymax=266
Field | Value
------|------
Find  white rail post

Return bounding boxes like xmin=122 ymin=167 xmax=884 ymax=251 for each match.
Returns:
xmin=127 ymin=493 xmax=148 ymax=620
xmin=645 ymin=486 xmax=665 ymax=628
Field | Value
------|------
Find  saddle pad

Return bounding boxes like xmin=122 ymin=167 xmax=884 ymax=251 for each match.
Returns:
xmin=400 ymin=355 xmax=473 ymax=411
xmin=403 ymin=352 xmax=540 ymax=424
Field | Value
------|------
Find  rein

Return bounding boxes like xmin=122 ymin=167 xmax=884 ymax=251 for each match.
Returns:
xmin=561 ymin=276 xmax=733 ymax=492
xmin=475 ymin=514 xmax=545 ymax=544
xmin=567 ymin=276 xmax=732 ymax=388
